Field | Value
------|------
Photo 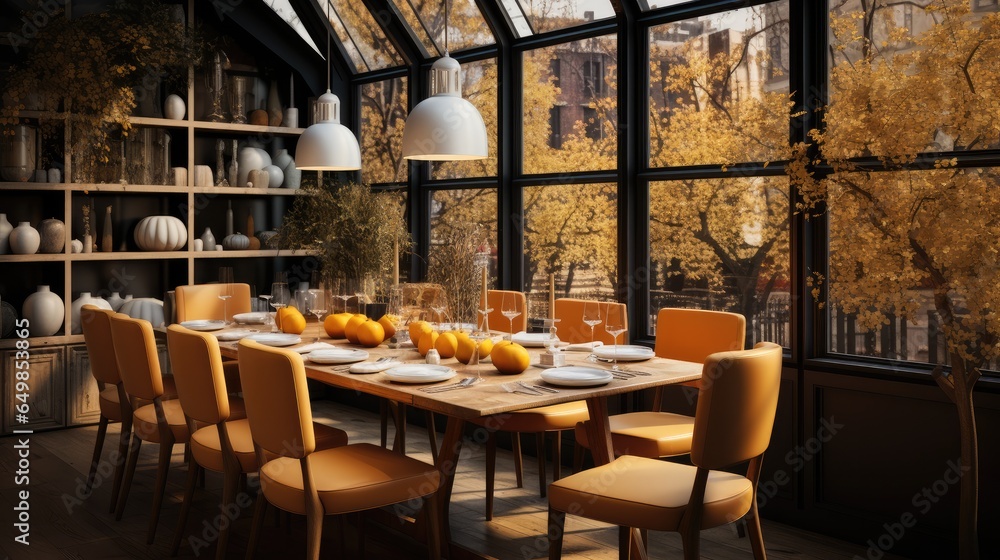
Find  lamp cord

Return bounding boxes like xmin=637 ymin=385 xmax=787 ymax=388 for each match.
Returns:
xmin=444 ymin=0 xmax=449 ymax=55
xmin=326 ymin=0 xmax=331 ymax=90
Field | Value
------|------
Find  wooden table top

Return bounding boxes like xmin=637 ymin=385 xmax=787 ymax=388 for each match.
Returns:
xmin=213 ymin=322 xmax=702 ymax=420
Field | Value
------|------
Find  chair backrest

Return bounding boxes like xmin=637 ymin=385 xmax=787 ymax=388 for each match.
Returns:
xmin=238 ymin=339 xmax=316 ymax=459
xmin=174 ymin=283 xmax=252 ymax=323
xmin=108 ymin=313 xmax=165 ymax=402
xmin=166 ymin=325 xmax=231 ymax=425
xmin=483 ymin=290 xmax=527 ymax=333
xmin=690 ymin=342 xmax=782 ymax=470
xmin=554 ymin=298 xmax=629 ymax=345
xmin=654 ymin=308 xmax=746 ymax=363
xmin=80 ymin=305 xmax=121 ymax=386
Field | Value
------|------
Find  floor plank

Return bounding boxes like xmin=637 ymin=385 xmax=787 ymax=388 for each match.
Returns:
xmin=0 ymin=400 xmax=907 ymax=560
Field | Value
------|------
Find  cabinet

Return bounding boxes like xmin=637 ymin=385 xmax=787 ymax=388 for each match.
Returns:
xmin=0 ymin=0 xmax=318 ymax=432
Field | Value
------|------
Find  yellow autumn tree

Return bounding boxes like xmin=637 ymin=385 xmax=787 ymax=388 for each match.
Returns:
xmin=793 ymin=2 xmax=1000 ymax=557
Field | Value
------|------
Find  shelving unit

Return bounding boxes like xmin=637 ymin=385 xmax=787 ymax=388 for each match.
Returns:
xmin=0 ymin=0 xmax=316 ymax=432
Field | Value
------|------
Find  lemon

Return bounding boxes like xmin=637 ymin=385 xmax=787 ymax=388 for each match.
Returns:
xmin=417 ymin=330 xmax=439 ymax=357
xmin=434 ymin=332 xmax=459 ymax=359
xmin=409 ymin=320 xmax=432 ymax=344
xmin=357 ymin=320 xmax=386 ymax=348
xmin=455 ymin=335 xmax=495 ymax=364
xmin=492 ymin=341 xmax=530 ymax=375
xmin=277 ymin=307 xmax=306 ymax=335
xmin=378 ymin=314 xmax=398 ymax=338
xmin=324 ymin=312 xmax=353 ymax=339
xmin=344 ymin=314 xmax=368 ymax=344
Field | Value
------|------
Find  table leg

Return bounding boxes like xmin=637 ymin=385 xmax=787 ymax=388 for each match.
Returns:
xmin=585 ymin=397 xmax=647 ymax=560
xmin=436 ymin=416 xmax=466 ymax=556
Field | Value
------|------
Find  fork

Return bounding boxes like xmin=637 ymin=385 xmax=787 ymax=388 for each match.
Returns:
xmin=420 ymin=377 xmax=478 ymax=393
xmin=501 ymin=381 xmax=542 ymax=396
xmin=518 ymin=381 xmax=558 ymax=394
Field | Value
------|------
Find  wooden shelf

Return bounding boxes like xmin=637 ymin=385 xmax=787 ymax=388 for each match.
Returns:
xmin=71 ymin=251 xmax=190 ymax=261
xmin=69 ymin=183 xmax=190 ymax=194
xmin=0 ymin=253 xmax=68 ymax=263
xmin=0 ymin=334 xmax=83 ymax=350
xmin=0 ymin=181 xmax=66 ymax=191
xmin=194 ymin=249 xmax=312 ymax=259
xmin=192 ymin=185 xmax=302 ymax=196
xmin=128 ymin=116 xmax=189 ymax=128
xmin=192 ymin=121 xmax=304 ymax=136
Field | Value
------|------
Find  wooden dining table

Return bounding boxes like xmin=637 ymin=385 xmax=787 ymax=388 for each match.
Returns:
xmin=211 ymin=323 xmax=702 ymax=560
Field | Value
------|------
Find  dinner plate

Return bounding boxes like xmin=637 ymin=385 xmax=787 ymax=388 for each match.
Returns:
xmin=180 ymin=320 xmax=227 ymax=332
xmin=245 ymin=333 xmax=301 ymax=347
xmin=307 ymin=348 xmax=370 ymax=365
xmin=233 ymin=312 xmax=269 ymax=325
xmin=512 ymin=332 xmax=561 ymax=347
xmin=592 ymin=345 xmax=655 ymax=362
xmin=215 ymin=329 xmax=257 ymax=341
xmin=540 ymin=366 xmax=614 ymax=387
xmin=384 ymin=364 xmax=457 ymax=384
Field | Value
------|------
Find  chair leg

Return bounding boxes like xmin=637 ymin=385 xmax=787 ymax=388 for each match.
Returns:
xmin=536 ymin=432 xmax=547 ymax=498
xmin=109 ymin=415 xmax=132 ymax=514
xmin=86 ymin=416 xmax=109 ymax=495
xmin=511 ymin=433 xmax=524 ymax=488
xmin=746 ymin=502 xmax=767 ymax=560
xmin=216 ymin=466 xmax=240 ymax=560
xmin=115 ymin=433 xmax=142 ymax=520
xmin=552 ymin=431 xmax=562 ymax=482
xmin=680 ymin=525 xmax=700 ymax=560
xmin=425 ymin=411 xmax=438 ymax=458
xmin=147 ymin=440 xmax=176 ymax=544
xmin=423 ymin=495 xmax=442 ymax=560
xmin=485 ymin=431 xmax=496 ymax=521
xmin=357 ymin=512 xmax=366 ymax=558
xmin=171 ymin=460 xmax=200 ymax=556
xmin=380 ymin=400 xmax=389 ymax=448
xmin=304 ymin=505 xmax=323 ymax=560
xmin=618 ymin=527 xmax=630 ymax=560
xmin=547 ymin=506 xmax=565 ymax=560
xmin=245 ymin=497 xmax=267 ymax=560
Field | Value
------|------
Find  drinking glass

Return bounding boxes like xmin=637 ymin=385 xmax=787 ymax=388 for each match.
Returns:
xmin=430 ymin=292 xmax=451 ymax=330
xmin=270 ymin=281 xmax=290 ymax=330
xmin=259 ymin=294 xmax=275 ymax=331
xmin=218 ymin=267 xmax=234 ymax=324
xmin=500 ymin=292 xmax=521 ymax=340
xmin=582 ymin=300 xmax=602 ymax=360
xmin=305 ymin=289 xmax=328 ymax=342
xmin=604 ymin=304 xmax=627 ymax=371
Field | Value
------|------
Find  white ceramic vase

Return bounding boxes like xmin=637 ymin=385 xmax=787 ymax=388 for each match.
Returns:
xmin=236 ymin=147 xmax=271 ymax=186
xmin=23 ymin=285 xmax=64 ymax=337
xmin=164 ymin=94 xmax=186 ymax=120
xmin=0 ymin=213 xmax=12 ymax=254
xmin=9 ymin=221 xmax=39 ymax=254
xmin=263 ymin=164 xmax=283 ymax=188
xmin=201 ymin=227 xmax=217 ymax=251
xmin=106 ymin=291 xmax=125 ymax=312
xmin=71 ymin=292 xmax=112 ymax=334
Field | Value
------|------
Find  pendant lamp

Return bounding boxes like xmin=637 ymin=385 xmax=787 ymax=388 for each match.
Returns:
xmin=294 ymin=1 xmax=361 ymax=171
xmin=401 ymin=0 xmax=488 ymax=161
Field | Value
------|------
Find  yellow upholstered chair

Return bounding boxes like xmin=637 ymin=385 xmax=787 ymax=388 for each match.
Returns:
xmin=548 ymin=342 xmax=782 ymax=560
xmin=574 ymin=308 xmax=745 ymax=460
xmin=166 ymin=326 xmax=348 ymax=559
xmin=238 ymin=339 xmax=442 ymax=560
xmin=175 ymin=283 xmax=252 ymax=323
xmin=553 ymin=297 xmax=627 ymax=345
xmin=108 ymin=313 xmax=190 ymax=543
xmin=482 ymin=290 xmax=527 ymax=333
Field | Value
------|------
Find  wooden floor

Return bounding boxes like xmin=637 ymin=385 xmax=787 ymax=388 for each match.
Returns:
xmin=0 ymin=400 xmax=906 ymax=560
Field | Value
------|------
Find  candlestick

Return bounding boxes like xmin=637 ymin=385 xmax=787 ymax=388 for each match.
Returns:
xmin=549 ymin=273 xmax=556 ymax=319
xmin=393 ymin=237 xmax=400 ymax=285
xmin=481 ymin=267 xmax=488 ymax=309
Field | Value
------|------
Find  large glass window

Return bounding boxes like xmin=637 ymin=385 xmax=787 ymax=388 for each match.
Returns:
xmin=325 ymin=0 xmax=403 ymax=73
xmin=361 ymin=77 xmax=408 ymax=184
xmin=430 ymin=188 xmax=499 ymax=276
xmin=522 ymin=36 xmax=618 ymax=174
xmin=391 ymin=0 xmax=494 ymax=56
xmin=523 ymin=183 xmax=618 ymax=318
xmin=648 ymin=178 xmax=790 ymax=348
xmin=647 ymin=3 xmax=791 ymax=168
xmin=505 ymin=0 xmax=616 ymax=34
xmin=263 ymin=0 xmax=321 ymax=54
xmin=431 ymin=58 xmax=498 ymax=180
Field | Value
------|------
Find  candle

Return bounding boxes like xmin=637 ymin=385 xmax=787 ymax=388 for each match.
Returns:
xmin=393 ymin=237 xmax=400 ymax=285
xmin=289 ymin=74 xmax=295 ymax=109
xmin=481 ymin=267 xmax=488 ymax=308
xmin=549 ymin=273 xmax=556 ymax=319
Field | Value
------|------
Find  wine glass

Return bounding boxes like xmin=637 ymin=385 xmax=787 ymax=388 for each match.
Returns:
xmin=259 ymin=294 xmax=275 ymax=331
xmin=332 ymin=276 xmax=351 ymax=314
xmin=604 ymin=304 xmax=627 ymax=371
xmin=582 ymin=300 xmax=602 ymax=361
xmin=305 ymin=289 xmax=328 ymax=342
xmin=218 ymin=267 xmax=234 ymax=324
xmin=500 ymin=292 xmax=521 ymax=340
xmin=430 ymin=292 xmax=451 ymax=330
xmin=270 ymin=281 xmax=290 ymax=330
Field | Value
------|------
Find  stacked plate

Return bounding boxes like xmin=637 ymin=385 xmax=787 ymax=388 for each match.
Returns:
xmin=512 ymin=331 xmax=561 ymax=347
xmin=245 ymin=333 xmax=301 ymax=347
xmin=306 ymin=348 xmax=369 ymax=365
xmin=540 ymin=366 xmax=613 ymax=387
xmin=233 ymin=312 xmax=269 ymax=325
xmin=592 ymin=345 xmax=655 ymax=362
xmin=384 ymin=364 xmax=456 ymax=384
xmin=180 ymin=320 xmax=227 ymax=332
xmin=216 ymin=329 xmax=257 ymax=341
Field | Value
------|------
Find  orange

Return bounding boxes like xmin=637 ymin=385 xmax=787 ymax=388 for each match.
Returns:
xmin=491 ymin=341 xmax=530 ymax=375
xmin=434 ymin=332 xmax=459 ymax=359
xmin=344 ymin=314 xmax=368 ymax=344
xmin=357 ymin=320 xmax=385 ymax=348
xmin=378 ymin=314 xmax=398 ymax=339
xmin=417 ymin=330 xmax=439 ymax=357
xmin=277 ymin=307 xmax=306 ymax=335
xmin=323 ymin=312 xmax=353 ymax=339
xmin=409 ymin=320 xmax=432 ymax=344
xmin=455 ymin=335 xmax=495 ymax=365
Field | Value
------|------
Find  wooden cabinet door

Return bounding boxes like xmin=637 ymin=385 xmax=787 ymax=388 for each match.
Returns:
xmin=67 ymin=344 xmax=102 ymax=425
xmin=3 ymin=347 xmax=65 ymax=432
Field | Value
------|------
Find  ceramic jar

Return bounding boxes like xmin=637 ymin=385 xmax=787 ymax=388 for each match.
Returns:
xmin=105 ymin=291 xmax=126 ymax=312
xmin=236 ymin=147 xmax=271 ymax=186
xmin=37 ymin=218 xmax=65 ymax=254
xmin=23 ymin=285 xmax=64 ymax=337
xmin=263 ymin=164 xmax=283 ymax=188
xmin=119 ymin=297 xmax=165 ymax=327
xmin=9 ymin=222 xmax=40 ymax=254
xmin=0 ymin=213 xmax=12 ymax=254
xmin=71 ymin=292 xmax=111 ymax=334
xmin=200 ymin=227 xmax=217 ymax=251
xmin=164 ymin=94 xmax=186 ymax=120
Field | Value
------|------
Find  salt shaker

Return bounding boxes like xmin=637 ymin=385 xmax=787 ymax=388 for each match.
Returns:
xmin=426 ymin=348 xmax=441 ymax=365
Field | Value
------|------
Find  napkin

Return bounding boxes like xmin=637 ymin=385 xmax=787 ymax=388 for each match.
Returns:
xmin=349 ymin=360 xmax=398 ymax=374
xmin=292 ymin=342 xmax=339 ymax=354
xmin=564 ymin=341 xmax=604 ymax=352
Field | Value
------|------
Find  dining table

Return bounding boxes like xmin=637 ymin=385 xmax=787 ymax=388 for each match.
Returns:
xmin=205 ymin=321 xmax=703 ymax=560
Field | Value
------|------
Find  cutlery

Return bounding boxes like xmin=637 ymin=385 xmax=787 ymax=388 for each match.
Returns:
xmin=519 ymin=381 xmax=558 ymax=394
xmin=420 ymin=377 xmax=477 ymax=393
xmin=501 ymin=381 xmax=543 ymax=396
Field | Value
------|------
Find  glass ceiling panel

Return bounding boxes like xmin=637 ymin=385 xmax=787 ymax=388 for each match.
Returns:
xmin=639 ymin=0 xmax=695 ymax=11
xmin=325 ymin=0 xmax=403 ymax=73
xmin=263 ymin=0 xmax=321 ymax=55
xmin=391 ymin=0 xmax=495 ymax=56
xmin=508 ymin=0 xmax=615 ymax=34
xmin=498 ymin=0 xmax=534 ymax=37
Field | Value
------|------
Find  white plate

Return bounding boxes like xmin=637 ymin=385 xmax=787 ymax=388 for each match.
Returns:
xmin=541 ymin=366 xmax=614 ymax=387
xmin=245 ymin=333 xmax=302 ymax=347
xmin=233 ymin=312 xmax=269 ymax=325
xmin=349 ymin=360 xmax=398 ymax=374
xmin=592 ymin=345 xmax=655 ymax=362
xmin=512 ymin=332 xmax=561 ymax=347
xmin=385 ymin=364 xmax=457 ymax=384
xmin=307 ymin=348 xmax=370 ymax=365
xmin=216 ymin=329 xmax=257 ymax=341
xmin=180 ymin=320 xmax=227 ymax=332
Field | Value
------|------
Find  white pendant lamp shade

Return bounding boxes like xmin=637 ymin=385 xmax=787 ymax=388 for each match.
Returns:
xmin=295 ymin=90 xmax=361 ymax=170
xmin=402 ymin=56 xmax=488 ymax=161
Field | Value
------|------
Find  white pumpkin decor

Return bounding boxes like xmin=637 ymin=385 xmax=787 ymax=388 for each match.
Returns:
xmin=119 ymin=297 xmax=165 ymax=327
xmin=134 ymin=215 xmax=187 ymax=251
xmin=222 ymin=232 xmax=250 ymax=250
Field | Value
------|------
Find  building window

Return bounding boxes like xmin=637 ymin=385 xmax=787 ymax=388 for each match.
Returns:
xmin=549 ymin=106 xmax=563 ymax=148
xmin=550 ymin=58 xmax=561 ymax=88
xmin=972 ymin=0 xmax=999 ymax=12
xmin=582 ymin=59 xmax=603 ymax=98
xmin=584 ymin=107 xmax=601 ymax=140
